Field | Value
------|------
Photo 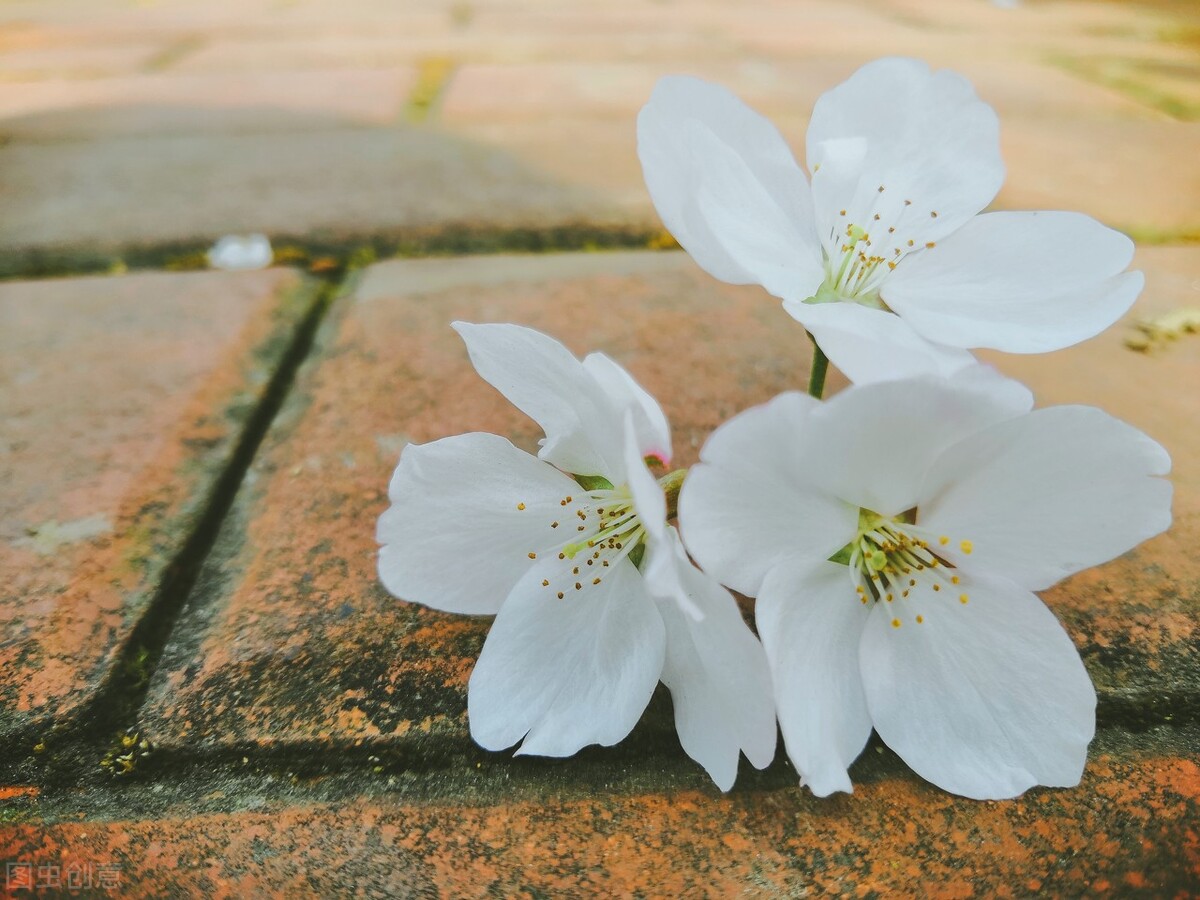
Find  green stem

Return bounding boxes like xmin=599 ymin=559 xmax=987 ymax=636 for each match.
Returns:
xmin=659 ymin=468 xmax=687 ymax=520
xmin=807 ymin=337 xmax=829 ymax=399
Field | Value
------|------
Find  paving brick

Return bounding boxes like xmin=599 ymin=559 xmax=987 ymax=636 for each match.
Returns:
xmin=0 ymin=118 xmax=612 ymax=267
xmin=141 ymin=248 xmax=1198 ymax=760
xmin=997 ymin=118 xmax=1200 ymax=234
xmin=138 ymin=251 xmax=848 ymax=755
xmin=0 ymin=68 xmax=415 ymax=125
xmin=0 ymin=268 xmax=320 ymax=746
xmin=1 ymin=740 xmax=1197 ymax=896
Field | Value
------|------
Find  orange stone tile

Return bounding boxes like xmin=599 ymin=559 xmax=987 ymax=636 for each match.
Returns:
xmin=0 ymin=744 xmax=1196 ymax=896
xmin=141 ymin=249 xmax=1197 ymax=757
xmin=138 ymin=251 xmax=842 ymax=753
xmin=0 ymin=268 xmax=320 ymax=745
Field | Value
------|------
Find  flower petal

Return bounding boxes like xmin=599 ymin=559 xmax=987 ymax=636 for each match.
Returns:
xmin=637 ymin=75 xmax=825 ymax=300
xmin=377 ymin=433 xmax=579 ymax=615
xmin=646 ymin=529 xmax=777 ymax=790
xmin=884 ymin=212 xmax=1144 ymax=352
xmin=680 ymin=392 xmax=858 ymax=596
xmin=796 ymin=372 xmax=1033 ymax=517
xmin=453 ymin=322 xmax=620 ymax=478
xmin=860 ymin=570 xmax=1096 ymax=800
xmin=919 ymin=405 xmax=1172 ymax=591
xmin=583 ymin=351 xmax=673 ymax=465
xmin=757 ymin=558 xmax=873 ymax=797
xmin=784 ymin=298 xmax=977 ymax=384
xmin=468 ymin=555 xmax=665 ymax=756
xmin=806 ymin=57 xmax=1003 ymax=255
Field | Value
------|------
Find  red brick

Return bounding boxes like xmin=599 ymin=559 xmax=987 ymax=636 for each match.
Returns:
xmin=1 ymin=745 xmax=1196 ymax=896
xmin=138 ymin=251 xmax=846 ymax=753
xmin=0 ymin=268 xmax=320 ymax=744
xmin=141 ymin=249 xmax=1197 ymax=756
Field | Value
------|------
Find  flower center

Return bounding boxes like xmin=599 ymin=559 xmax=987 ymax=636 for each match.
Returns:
xmin=832 ymin=507 xmax=974 ymax=629
xmin=521 ymin=486 xmax=647 ymax=601
xmin=803 ymin=184 xmax=940 ymax=309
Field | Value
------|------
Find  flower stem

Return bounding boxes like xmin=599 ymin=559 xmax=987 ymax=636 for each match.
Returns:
xmin=659 ymin=468 xmax=687 ymax=520
xmin=807 ymin=337 xmax=829 ymax=399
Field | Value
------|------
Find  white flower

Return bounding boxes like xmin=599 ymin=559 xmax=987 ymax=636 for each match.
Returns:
xmin=376 ymin=322 xmax=776 ymax=790
xmin=207 ymin=233 xmax=273 ymax=271
xmin=679 ymin=372 xmax=1172 ymax=799
xmin=637 ymin=57 xmax=1144 ymax=384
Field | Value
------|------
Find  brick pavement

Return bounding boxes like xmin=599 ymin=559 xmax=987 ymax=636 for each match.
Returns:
xmin=1 ymin=0 xmax=1198 ymax=895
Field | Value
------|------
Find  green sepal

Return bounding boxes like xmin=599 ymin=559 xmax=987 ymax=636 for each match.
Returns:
xmin=574 ymin=474 xmax=614 ymax=491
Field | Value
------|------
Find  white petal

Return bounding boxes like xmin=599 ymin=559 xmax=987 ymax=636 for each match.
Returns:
xmin=784 ymin=298 xmax=977 ymax=384
xmin=757 ymin=558 xmax=873 ymax=797
xmin=919 ymin=405 xmax=1173 ymax=591
xmin=680 ymin=393 xmax=858 ymax=597
xmin=795 ymin=372 xmax=1033 ymax=518
xmin=376 ymin=433 xmax=579 ymax=615
xmin=623 ymin=414 xmax=667 ymax=542
xmin=806 ymin=57 xmax=1003 ymax=253
xmin=884 ymin=212 xmax=1144 ymax=352
xmin=583 ymin=352 xmax=673 ymax=464
xmin=453 ymin=322 xmax=620 ymax=478
xmin=637 ymin=76 xmax=825 ymax=299
xmin=860 ymin=570 xmax=1096 ymax=800
xmin=468 ymin=556 xmax=665 ymax=756
xmin=646 ymin=530 xmax=777 ymax=790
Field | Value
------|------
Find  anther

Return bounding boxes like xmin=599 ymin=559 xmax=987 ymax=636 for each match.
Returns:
xmin=960 ymin=540 xmax=973 ymax=554
xmin=938 ymin=535 xmax=949 ymax=545
xmin=542 ymin=579 xmax=549 ymax=586
xmin=572 ymin=567 xmax=579 ymax=575
xmin=916 ymin=615 xmax=924 ymax=624
xmin=517 ymin=503 xmax=525 ymax=511
xmin=951 ymin=576 xmax=960 ymax=584
xmin=930 ymin=211 xmax=938 ymax=218
xmin=551 ymin=521 xmax=559 ymax=528
xmin=557 ymin=552 xmax=565 ymax=560
xmin=925 ymin=241 xmax=936 ymax=249
xmin=560 ymin=499 xmax=567 ymax=506
xmin=557 ymin=591 xmax=564 ymax=599
xmin=892 ymin=619 xmax=901 ymax=628
xmin=959 ymin=593 xmax=969 ymax=604
xmin=575 ymin=582 xmax=582 ymax=591
xmin=577 ymin=525 xmax=585 ymax=532
xmin=527 ymin=552 xmax=537 ymax=559
xmin=932 ymin=583 xmax=941 ymax=592
xmin=592 ymin=578 xmax=601 ymax=585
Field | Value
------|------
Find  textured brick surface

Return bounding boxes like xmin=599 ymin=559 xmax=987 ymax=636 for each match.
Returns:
xmin=140 ymin=248 xmax=1198 ymax=757
xmin=138 ymin=251 xmax=842 ymax=755
xmin=0 ymin=268 xmax=320 ymax=744
xmin=2 ymin=740 xmax=1197 ymax=897
xmin=1 ymin=0 xmax=1196 ymax=261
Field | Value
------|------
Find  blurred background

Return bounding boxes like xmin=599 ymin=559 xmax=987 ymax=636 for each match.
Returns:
xmin=0 ymin=0 xmax=1196 ymax=278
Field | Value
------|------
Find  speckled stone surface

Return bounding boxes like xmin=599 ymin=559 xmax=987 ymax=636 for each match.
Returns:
xmin=0 ymin=268 xmax=320 ymax=746
xmin=1 ymin=738 xmax=1197 ymax=897
xmin=137 ymin=251 xmax=845 ymax=756
xmin=139 ymin=248 xmax=1198 ymax=759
